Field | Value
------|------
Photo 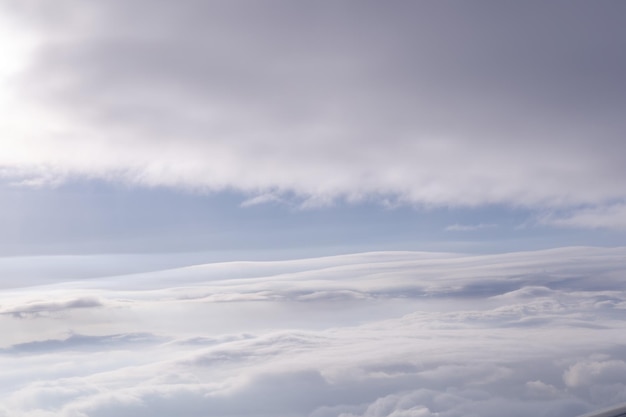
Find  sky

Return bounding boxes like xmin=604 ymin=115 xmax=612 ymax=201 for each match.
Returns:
xmin=0 ymin=1 xmax=625 ymax=416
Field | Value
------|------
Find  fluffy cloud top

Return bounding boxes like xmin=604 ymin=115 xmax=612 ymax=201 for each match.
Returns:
xmin=0 ymin=1 xmax=625 ymax=211
xmin=1 ymin=247 xmax=626 ymax=416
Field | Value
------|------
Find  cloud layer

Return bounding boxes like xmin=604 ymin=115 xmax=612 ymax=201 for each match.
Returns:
xmin=1 ymin=247 xmax=626 ymax=416
xmin=1 ymin=1 xmax=625 ymax=211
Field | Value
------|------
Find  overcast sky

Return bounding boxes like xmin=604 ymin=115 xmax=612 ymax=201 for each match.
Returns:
xmin=1 ymin=1 xmax=625 ymax=416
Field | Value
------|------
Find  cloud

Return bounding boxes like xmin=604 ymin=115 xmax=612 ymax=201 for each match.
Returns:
xmin=1 ymin=248 xmax=626 ymax=415
xmin=541 ymin=203 xmax=626 ymax=230
xmin=564 ymin=359 xmax=626 ymax=389
xmin=240 ymin=193 xmax=285 ymax=207
xmin=0 ymin=1 xmax=625 ymax=211
xmin=4 ymin=332 xmax=166 ymax=354
xmin=0 ymin=296 xmax=103 ymax=318
xmin=445 ymin=223 xmax=497 ymax=232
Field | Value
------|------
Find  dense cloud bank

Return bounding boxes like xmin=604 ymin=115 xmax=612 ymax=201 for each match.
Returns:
xmin=1 ymin=247 xmax=626 ymax=416
xmin=1 ymin=1 xmax=626 ymax=220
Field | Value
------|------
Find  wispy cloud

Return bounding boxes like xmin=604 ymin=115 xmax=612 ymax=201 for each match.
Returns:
xmin=445 ymin=223 xmax=497 ymax=232
xmin=240 ymin=193 xmax=285 ymax=208
xmin=541 ymin=203 xmax=626 ymax=230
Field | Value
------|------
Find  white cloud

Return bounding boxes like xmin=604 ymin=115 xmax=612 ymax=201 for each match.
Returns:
xmin=240 ymin=193 xmax=285 ymax=207
xmin=564 ymin=360 xmax=626 ymax=389
xmin=0 ymin=248 xmax=626 ymax=416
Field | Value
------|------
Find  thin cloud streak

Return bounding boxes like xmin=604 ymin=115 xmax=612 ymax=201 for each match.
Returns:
xmin=445 ymin=223 xmax=497 ymax=232
xmin=541 ymin=203 xmax=626 ymax=231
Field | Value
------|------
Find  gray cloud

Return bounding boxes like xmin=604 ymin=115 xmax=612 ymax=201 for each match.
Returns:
xmin=4 ymin=332 xmax=166 ymax=354
xmin=0 ymin=1 xmax=625 ymax=212
xmin=0 ymin=296 xmax=103 ymax=318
